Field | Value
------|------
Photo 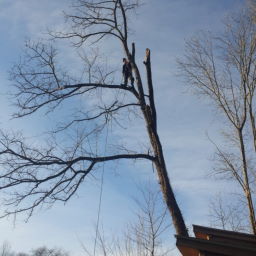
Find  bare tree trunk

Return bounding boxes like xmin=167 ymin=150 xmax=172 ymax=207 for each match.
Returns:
xmin=151 ymin=132 xmax=188 ymax=237
xmin=141 ymin=102 xmax=188 ymax=237
xmin=142 ymin=48 xmax=188 ymax=237
xmin=122 ymin=44 xmax=188 ymax=237
xmin=238 ymin=128 xmax=256 ymax=234
xmin=248 ymin=103 xmax=256 ymax=152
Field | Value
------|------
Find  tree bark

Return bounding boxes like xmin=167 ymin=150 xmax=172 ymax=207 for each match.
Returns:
xmin=150 ymin=130 xmax=188 ymax=237
xmin=248 ymin=103 xmax=256 ymax=152
xmin=132 ymin=47 xmax=189 ymax=237
xmin=238 ymin=128 xmax=256 ymax=234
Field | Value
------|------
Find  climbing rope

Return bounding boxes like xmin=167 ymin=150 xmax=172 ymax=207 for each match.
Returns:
xmin=93 ymin=123 xmax=109 ymax=256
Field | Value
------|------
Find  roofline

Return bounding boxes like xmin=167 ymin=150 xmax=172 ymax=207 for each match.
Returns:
xmin=193 ymin=224 xmax=256 ymax=242
xmin=176 ymin=235 xmax=256 ymax=256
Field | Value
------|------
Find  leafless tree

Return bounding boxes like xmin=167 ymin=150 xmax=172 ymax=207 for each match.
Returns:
xmin=0 ymin=1 xmax=188 ymax=237
xmin=12 ymin=246 xmax=68 ymax=256
xmin=16 ymin=253 xmax=29 ymax=256
xmin=248 ymin=0 xmax=256 ymax=23
xmin=178 ymin=4 xmax=256 ymax=234
xmin=83 ymin=186 xmax=173 ymax=256
xmin=208 ymin=193 xmax=249 ymax=232
xmin=123 ymin=187 xmax=172 ymax=256
xmin=0 ymin=243 xmax=68 ymax=256
xmin=31 ymin=247 xmax=68 ymax=256
xmin=0 ymin=242 xmax=14 ymax=256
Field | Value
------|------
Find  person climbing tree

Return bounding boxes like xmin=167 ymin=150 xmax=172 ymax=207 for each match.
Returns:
xmin=0 ymin=0 xmax=189 ymax=239
xmin=122 ymin=58 xmax=134 ymax=86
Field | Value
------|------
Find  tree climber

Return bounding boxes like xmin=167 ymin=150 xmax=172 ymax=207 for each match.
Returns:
xmin=122 ymin=58 xmax=134 ymax=86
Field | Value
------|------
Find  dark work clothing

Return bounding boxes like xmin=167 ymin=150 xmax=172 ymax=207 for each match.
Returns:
xmin=122 ymin=62 xmax=132 ymax=76
xmin=122 ymin=62 xmax=134 ymax=86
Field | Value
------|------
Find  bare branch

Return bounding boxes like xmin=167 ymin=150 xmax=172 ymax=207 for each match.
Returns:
xmin=178 ymin=7 xmax=256 ymax=234
xmin=50 ymin=0 xmax=140 ymax=47
xmin=0 ymin=131 xmax=155 ymax=218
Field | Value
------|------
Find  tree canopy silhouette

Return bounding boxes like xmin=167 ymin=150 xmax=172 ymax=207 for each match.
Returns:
xmin=0 ymin=0 xmax=188 ymax=237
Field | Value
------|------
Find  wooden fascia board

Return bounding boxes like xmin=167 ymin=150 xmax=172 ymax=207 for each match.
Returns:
xmin=193 ymin=225 xmax=256 ymax=243
xmin=176 ymin=235 xmax=256 ymax=256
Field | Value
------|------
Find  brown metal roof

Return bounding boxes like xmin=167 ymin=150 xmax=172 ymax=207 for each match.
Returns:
xmin=176 ymin=225 xmax=256 ymax=256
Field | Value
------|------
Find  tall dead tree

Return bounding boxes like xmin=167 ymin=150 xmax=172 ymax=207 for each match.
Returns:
xmin=0 ymin=1 xmax=188 ymax=237
xmin=178 ymin=5 xmax=256 ymax=234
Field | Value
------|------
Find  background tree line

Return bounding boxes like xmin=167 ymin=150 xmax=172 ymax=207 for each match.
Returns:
xmin=0 ymin=243 xmax=68 ymax=256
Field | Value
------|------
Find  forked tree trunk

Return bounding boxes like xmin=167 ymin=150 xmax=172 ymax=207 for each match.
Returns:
xmin=126 ymin=45 xmax=188 ymax=237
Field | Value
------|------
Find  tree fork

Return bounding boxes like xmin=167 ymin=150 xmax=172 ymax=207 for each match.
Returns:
xmin=126 ymin=43 xmax=188 ymax=236
xmin=143 ymin=48 xmax=188 ymax=237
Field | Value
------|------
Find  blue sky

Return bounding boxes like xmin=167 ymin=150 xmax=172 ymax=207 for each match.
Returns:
xmin=0 ymin=0 xmax=246 ymax=255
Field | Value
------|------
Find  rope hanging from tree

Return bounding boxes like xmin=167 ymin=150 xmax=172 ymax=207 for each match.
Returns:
xmin=93 ymin=124 xmax=109 ymax=256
